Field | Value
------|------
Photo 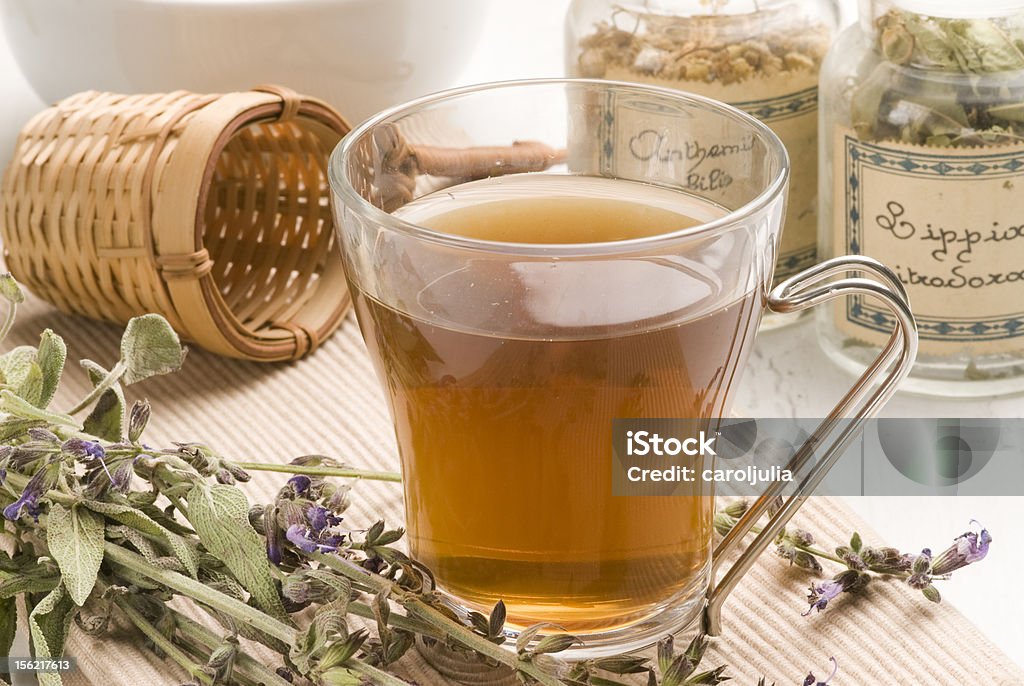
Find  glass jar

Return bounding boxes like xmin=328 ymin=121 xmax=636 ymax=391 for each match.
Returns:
xmin=819 ymin=0 xmax=1024 ymax=396
xmin=566 ymin=0 xmax=839 ymax=329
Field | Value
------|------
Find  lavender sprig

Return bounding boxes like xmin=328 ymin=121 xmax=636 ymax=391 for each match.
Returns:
xmin=715 ymin=500 xmax=992 ymax=615
xmin=0 ymin=274 xmax=900 ymax=685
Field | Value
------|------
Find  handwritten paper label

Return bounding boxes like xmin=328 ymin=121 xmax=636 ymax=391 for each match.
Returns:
xmin=833 ymin=129 xmax=1024 ymax=355
xmin=567 ymin=86 xmax=769 ymax=223
xmin=569 ymin=71 xmax=819 ymax=280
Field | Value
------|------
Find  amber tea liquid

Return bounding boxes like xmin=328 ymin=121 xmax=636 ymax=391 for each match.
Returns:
xmin=351 ymin=175 xmax=762 ymax=631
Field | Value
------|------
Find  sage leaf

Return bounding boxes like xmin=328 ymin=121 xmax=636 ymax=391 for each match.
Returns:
xmin=0 ymin=346 xmax=44 ymax=405
xmin=28 ymin=584 xmax=75 ymax=686
xmin=120 ymin=315 xmax=186 ymax=385
xmin=904 ymin=14 xmax=959 ymax=70
xmin=0 ymin=390 xmax=79 ymax=428
xmin=0 ymin=274 xmax=24 ymax=304
xmin=36 ymin=330 xmax=67 ymax=408
xmin=187 ymin=484 xmax=289 ymax=621
xmin=81 ymin=360 xmax=125 ymax=442
xmin=83 ymin=500 xmax=198 ymax=577
xmin=292 ymin=597 xmax=349 ymax=673
xmin=16 ymin=361 xmax=44 ymax=407
xmin=0 ymin=574 xmax=60 ymax=599
xmin=47 ymin=504 xmax=105 ymax=606
xmin=0 ymin=596 xmax=15 ymax=671
xmin=959 ymin=18 xmax=1024 ymax=72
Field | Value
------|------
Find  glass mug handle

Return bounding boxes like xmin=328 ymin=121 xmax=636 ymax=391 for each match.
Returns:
xmin=702 ymin=255 xmax=919 ymax=635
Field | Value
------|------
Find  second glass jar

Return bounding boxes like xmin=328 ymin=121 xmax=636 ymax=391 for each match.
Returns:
xmin=818 ymin=0 xmax=1024 ymax=396
xmin=566 ymin=0 xmax=840 ymax=329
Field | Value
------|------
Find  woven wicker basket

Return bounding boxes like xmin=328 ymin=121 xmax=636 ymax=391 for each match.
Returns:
xmin=1 ymin=85 xmax=351 ymax=362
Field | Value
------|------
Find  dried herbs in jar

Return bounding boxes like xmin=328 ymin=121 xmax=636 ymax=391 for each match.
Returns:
xmin=567 ymin=0 xmax=838 ymax=328
xmin=818 ymin=0 xmax=1024 ymax=396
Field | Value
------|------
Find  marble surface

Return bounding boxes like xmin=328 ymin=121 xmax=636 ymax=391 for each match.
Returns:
xmin=0 ymin=0 xmax=1021 ymax=671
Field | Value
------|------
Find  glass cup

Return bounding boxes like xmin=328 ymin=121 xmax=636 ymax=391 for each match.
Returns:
xmin=329 ymin=79 xmax=918 ymax=659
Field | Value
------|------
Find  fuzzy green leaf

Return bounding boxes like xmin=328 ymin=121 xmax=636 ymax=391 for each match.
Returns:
xmin=81 ymin=360 xmax=125 ymax=442
xmin=16 ymin=361 xmax=44 ymax=406
xmin=0 ymin=596 xmax=16 ymax=671
xmin=0 ymin=390 xmax=78 ymax=428
xmin=0 ymin=574 xmax=60 ymax=599
xmin=83 ymin=500 xmax=198 ymax=577
xmin=36 ymin=330 xmax=66 ymax=409
xmin=119 ymin=315 xmax=186 ymax=385
xmin=0 ymin=346 xmax=43 ymax=404
xmin=47 ymin=504 xmax=105 ymax=606
xmin=28 ymin=584 xmax=75 ymax=686
xmin=187 ymin=484 xmax=289 ymax=621
xmin=0 ymin=274 xmax=24 ymax=304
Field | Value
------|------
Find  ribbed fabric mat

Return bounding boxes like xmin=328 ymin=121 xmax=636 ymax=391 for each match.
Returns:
xmin=6 ymin=294 xmax=1022 ymax=686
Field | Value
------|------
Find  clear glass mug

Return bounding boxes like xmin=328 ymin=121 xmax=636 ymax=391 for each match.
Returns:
xmin=329 ymin=80 xmax=918 ymax=659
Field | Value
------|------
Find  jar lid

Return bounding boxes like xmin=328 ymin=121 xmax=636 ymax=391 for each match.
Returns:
xmin=890 ymin=0 xmax=1022 ymax=18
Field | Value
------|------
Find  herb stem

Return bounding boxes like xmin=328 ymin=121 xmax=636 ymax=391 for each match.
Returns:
xmin=2 ymin=471 xmax=75 ymax=506
xmin=347 ymin=659 xmax=415 ymax=686
xmin=728 ymin=516 xmax=918 ymax=581
xmin=67 ymin=360 xmax=127 ymax=416
xmin=0 ymin=299 xmax=17 ymax=343
xmin=103 ymin=543 xmax=298 ymax=645
xmin=349 ymin=600 xmax=442 ymax=639
xmin=310 ymin=553 xmax=566 ymax=686
xmin=235 ymin=461 xmax=402 ymax=483
xmin=166 ymin=492 xmax=190 ymax=519
xmin=113 ymin=595 xmax=214 ymax=685
xmin=748 ymin=523 xmax=850 ymax=566
xmin=1 ymin=390 xmax=79 ymax=428
xmin=168 ymin=609 xmax=294 ymax=686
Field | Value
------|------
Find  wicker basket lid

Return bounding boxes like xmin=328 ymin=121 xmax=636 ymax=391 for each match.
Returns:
xmin=1 ymin=84 xmax=352 ymax=362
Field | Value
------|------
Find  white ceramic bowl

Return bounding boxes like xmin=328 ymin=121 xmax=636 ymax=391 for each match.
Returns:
xmin=0 ymin=0 xmax=489 ymax=123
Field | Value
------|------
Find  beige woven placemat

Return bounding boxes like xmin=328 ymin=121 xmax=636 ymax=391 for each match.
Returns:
xmin=6 ymin=293 xmax=1023 ymax=686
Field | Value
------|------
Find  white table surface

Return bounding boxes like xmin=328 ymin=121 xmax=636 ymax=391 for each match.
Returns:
xmin=1 ymin=0 xmax=1021 ymax=673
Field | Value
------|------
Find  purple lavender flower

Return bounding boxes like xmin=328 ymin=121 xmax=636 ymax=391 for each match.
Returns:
xmin=305 ymin=505 xmax=342 ymax=533
xmin=265 ymin=506 xmax=283 ymax=565
xmin=110 ymin=461 xmax=134 ymax=494
xmin=287 ymin=475 xmax=311 ymax=495
xmin=62 ymin=438 xmax=105 ymax=460
xmin=803 ymin=580 xmax=844 ymax=616
xmin=803 ymin=657 xmax=838 ymax=685
xmin=931 ymin=520 xmax=991 ymax=576
xmin=285 ymin=524 xmax=340 ymax=554
xmin=2 ymin=469 xmax=49 ymax=521
xmin=286 ymin=524 xmax=319 ymax=553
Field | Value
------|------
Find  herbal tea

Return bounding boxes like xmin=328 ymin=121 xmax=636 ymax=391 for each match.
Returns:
xmin=351 ymin=175 xmax=762 ymax=630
